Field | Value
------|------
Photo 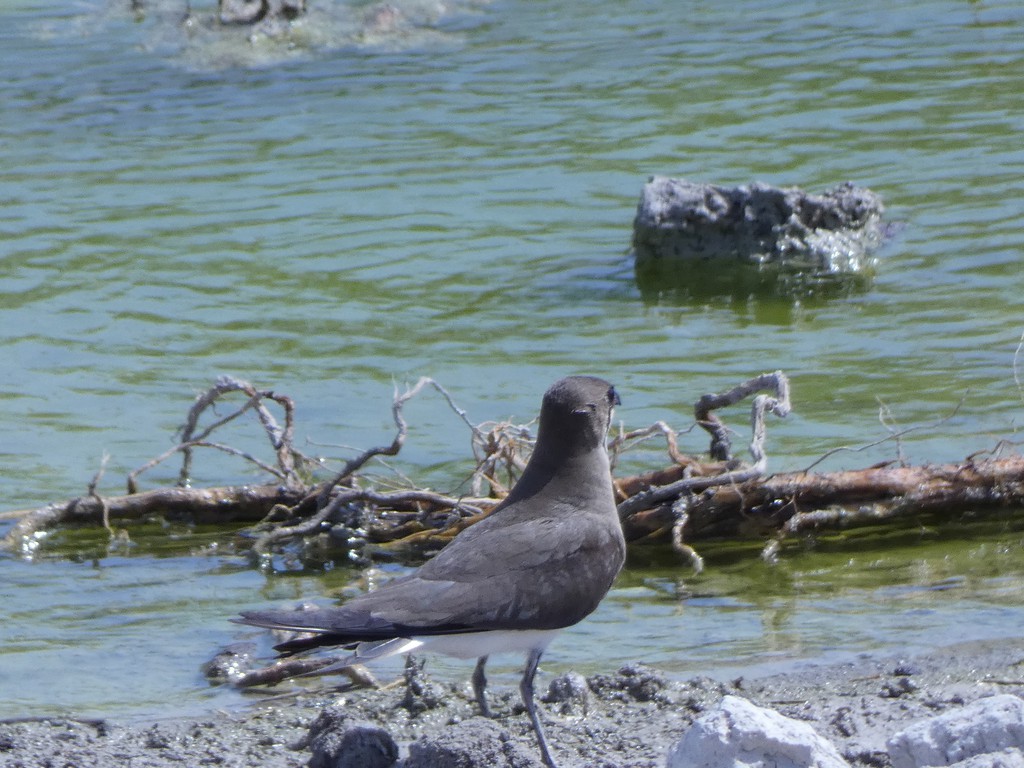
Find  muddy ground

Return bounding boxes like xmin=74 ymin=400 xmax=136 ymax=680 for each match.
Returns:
xmin=3 ymin=638 xmax=1023 ymax=767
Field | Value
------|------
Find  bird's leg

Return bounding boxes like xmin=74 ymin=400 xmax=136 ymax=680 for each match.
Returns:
xmin=472 ymin=655 xmax=494 ymax=718
xmin=520 ymin=648 xmax=558 ymax=768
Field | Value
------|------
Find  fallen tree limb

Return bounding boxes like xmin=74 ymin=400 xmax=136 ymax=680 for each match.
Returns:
xmin=126 ymin=375 xmax=308 ymax=494
xmin=3 ymin=372 xmax=1023 ymax=564
xmin=619 ymin=456 xmax=1024 ymax=563
xmin=1 ymin=485 xmax=307 ymax=557
xmin=233 ymin=657 xmax=376 ymax=690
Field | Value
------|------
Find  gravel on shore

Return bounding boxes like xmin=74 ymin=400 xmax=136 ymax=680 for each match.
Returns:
xmin=3 ymin=638 xmax=1023 ymax=767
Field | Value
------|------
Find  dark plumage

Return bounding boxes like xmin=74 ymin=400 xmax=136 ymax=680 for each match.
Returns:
xmin=235 ymin=375 xmax=625 ymax=768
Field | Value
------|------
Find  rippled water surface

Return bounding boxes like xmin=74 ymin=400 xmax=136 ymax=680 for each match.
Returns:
xmin=2 ymin=0 xmax=1023 ymax=718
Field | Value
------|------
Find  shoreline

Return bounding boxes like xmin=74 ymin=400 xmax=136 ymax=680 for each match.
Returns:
xmin=3 ymin=637 xmax=1023 ymax=767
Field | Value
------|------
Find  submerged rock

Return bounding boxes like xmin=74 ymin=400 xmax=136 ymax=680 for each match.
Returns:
xmin=632 ymin=177 xmax=886 ymax=300
xmin=200 ymin=642 xmax=257 ymax=685
xmin=666 ymin=694 xmax=849 ymax=768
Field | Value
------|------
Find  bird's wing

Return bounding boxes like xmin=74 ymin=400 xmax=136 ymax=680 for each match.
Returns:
xmin=236 ymin=511 xmax=623 ymax=647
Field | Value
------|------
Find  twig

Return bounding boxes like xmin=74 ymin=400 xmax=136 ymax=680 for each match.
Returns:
xmin=608 ymin=421 xmax=692 ymax=470
xmin=88 ymin=452 xmax=113 ymax=539
xmin=467 ymin=421 xmax=532 ymax=497
xmin=1015 ymin=326 xmax=1024 ymax=407
xmin=800 ymin=398 xmax=965 ymax=473
xmin=761 ymin=504 xmax=891 ymax=563
xmin=302 ymin=376 xmax=514 ymax=522
xmin=618 ymin=372 xmax=790 ymax=519
xmin=251 ymin=486 xmax=488 ymax=555
xmin=694 ymin=372 xmax=790 ymax=462
xmin=312 ymin=377 xmax=466 ymax=509
xmin=126 ymin=376 xmax=304 ymax=493
xmin=669 ymin=497 xmax=704 ymax=573
xmin=233 ymin=656 xmax=376 ymax=688
xmin=877 ymin=398 xmax=907 ymax=467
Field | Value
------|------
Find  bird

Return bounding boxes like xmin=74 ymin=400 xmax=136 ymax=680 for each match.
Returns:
xmin=234 ymin=375 xmax=626 ymax=768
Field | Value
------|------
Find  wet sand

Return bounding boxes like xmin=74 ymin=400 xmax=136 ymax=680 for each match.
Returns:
xmin=3 ymin=638 xmax=1023 ymax=767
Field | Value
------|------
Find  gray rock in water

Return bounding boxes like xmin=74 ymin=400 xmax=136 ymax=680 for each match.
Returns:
xmin=666 ymin=694 xmax=849 ymax=768
xmin=633 ymin=177 xmax=885 ymax=273
xmin=405 ymin=718 xmax=542 ymax=768
xmin=200 ymin=642 xmax=257 ymax=685
xmin=632 ymin=177 xmax=887 ymax=300
xmin=307 ymin=708 xmax=398 ymax=768
xmin=887 ymin=695 xmax=1024 ymax=768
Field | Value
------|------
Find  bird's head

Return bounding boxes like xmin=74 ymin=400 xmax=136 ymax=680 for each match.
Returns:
xmin=536 ymin=375 xmax=620 ymax=455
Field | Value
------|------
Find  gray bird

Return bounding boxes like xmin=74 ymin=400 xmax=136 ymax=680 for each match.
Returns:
xmin=235 ymin=375 xmax=625 ymax=768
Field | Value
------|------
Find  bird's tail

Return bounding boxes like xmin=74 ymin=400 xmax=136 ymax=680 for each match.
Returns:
xmin=234 ymin=610 xmax=426 ymax=660
xmin=352 ymin=636 xmax=423 ymax=661
xmin=279 ymin=636 xmax=427 ymax=678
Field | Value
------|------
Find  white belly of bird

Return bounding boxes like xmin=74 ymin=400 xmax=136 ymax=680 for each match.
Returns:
xmin=353 ymin=628 xmax=561 ymax=663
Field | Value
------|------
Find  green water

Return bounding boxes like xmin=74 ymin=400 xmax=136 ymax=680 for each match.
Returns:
xmin=2 ymin=0 xmax=1023 ymax=718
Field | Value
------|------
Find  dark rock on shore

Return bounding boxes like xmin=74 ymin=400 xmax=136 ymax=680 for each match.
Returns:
xmin=307 ymin=708 xmax=399 ymax=768
xmin=406 ymin=718 xmax=542 ymax=768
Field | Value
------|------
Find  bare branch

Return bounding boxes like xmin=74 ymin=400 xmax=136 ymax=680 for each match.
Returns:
xmin=876 ymin=398 xmax=908 ymax=467
xmin=9 ymin=370 xmax=1024 ymax=568
xmin=233 ymin=657 xmax=376 ymax=689
xmin=669 ymin=498 xmax=704 ymax=574
xmin=1015 ymin=326 xmax=1024 ymax=407
xmin=251 ymin=485 xmax=489 ymax=556
xmin=800 ymin=398 xmax=965 ymax=473
xmin=467 ymin=421 xmax=532 ymax=497
xmin=618 ymin=372 xmax=790 ymax=519
xmin=87 ymin=452 xmax=113 ymax=539
xmin=2 ymin=485 xmax=308 ymax=556
xmin=126 ymin=376 xmax=305 ymax=494
xmin=314 ymin=377 xmax=438 ymax=508
xmin=608 ymin=420 xmax=692 ymax=469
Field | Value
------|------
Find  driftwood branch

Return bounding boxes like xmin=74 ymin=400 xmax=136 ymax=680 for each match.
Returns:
xmin=4 ymin=371 xmax=1023 ymax=565
xmin=620 ymin=455 xmax=1024 ymax=560
xmin=234 ymin=657 xmax=376 ymax=689
xmin=126 ymin=375 xmax=305 ymax=494
xmin=609 ymin=420 xmax=694 ymax=471
xmin=298 ymin=377 xmax=486 ymax=510
xmin=245 ymin=377 xmax=500 ymax=561
xmin=249 ymin=487 xmax=490 ymax=557
xmin=1 ymin=485 xmax=308 ymax=558
xmin=617 ymin=371 xmax=791 ymax=519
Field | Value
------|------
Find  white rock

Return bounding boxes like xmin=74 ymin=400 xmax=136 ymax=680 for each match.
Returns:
xmin=888 ymin=695 xmax=1024 ymax=768
xmin=666 ymin=694 xmax=849 ymax=768
xmin=949 ymin=748 xmax=1024 ymax=768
